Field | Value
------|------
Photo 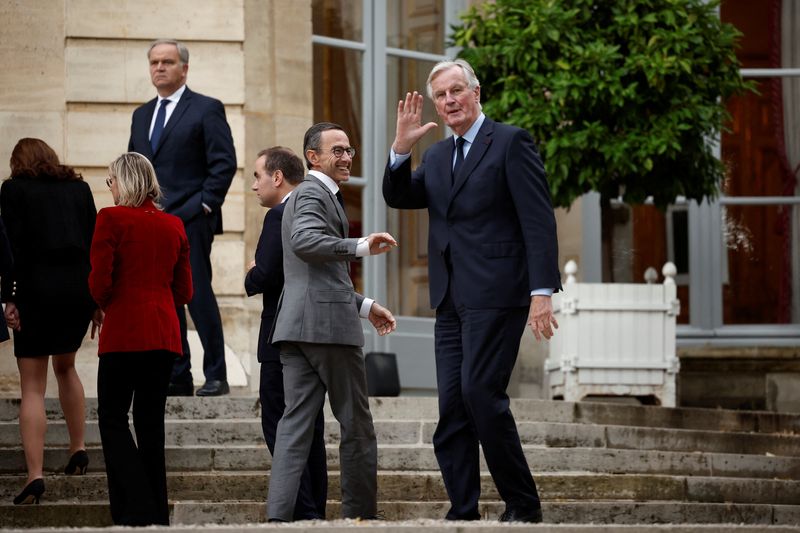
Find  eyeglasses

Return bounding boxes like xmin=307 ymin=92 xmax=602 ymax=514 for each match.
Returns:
xmin=325 ymin=146 xmax=356 ymax=159
xmin=105 ymin=177 xmax=114 ymax=188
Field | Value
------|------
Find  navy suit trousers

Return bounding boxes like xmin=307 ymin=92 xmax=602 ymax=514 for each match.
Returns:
xmin=172 ymin=213 xmax=226 ymax=383
xmin=432 ymin=276 xmax=540 ymax=519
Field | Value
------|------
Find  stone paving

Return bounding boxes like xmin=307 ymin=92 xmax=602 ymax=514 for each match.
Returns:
xmin=0 ymin=396 xmax=798 ymax=530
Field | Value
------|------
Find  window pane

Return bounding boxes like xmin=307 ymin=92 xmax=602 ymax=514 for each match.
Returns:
xmin=386 ymin=0 xmax=445 ymax=54
xmin=312 ymin=44 xmax=363 ymax=178
xmin=602 ymin=203 xmax=690 ymax=324
xmin=718 ymin=0 xmax=800 ymax=326
xmin=722 ymin=79 xmax=796 ymax=198
xmin=312 ymin=0 xmax=362 ymax=42
xmin=722 ymin=204 xmax=799 ymax=324
xmin=386 ymin=56 xmax=445 ymax=317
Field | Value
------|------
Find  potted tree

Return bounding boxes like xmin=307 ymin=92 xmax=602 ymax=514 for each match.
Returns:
xmin=451 ymin=0 xmax=754 ymax=277
xmin=451 ymin=0 xmax=754 ymax=404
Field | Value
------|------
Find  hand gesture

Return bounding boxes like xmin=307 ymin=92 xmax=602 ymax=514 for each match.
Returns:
xmin=366 ymin=232 xmax=398 ymax=255
xmin=4 ymin=302 xmax=20 ymax=331
xmin=392 ymin=91 xmax=438 ymax=155
xmin=368 ymin=302 xmax=397 ymax=336
xmin=91 ymin=309 xmax=104 ymax=340
xmin=527 ymin=295 xmax=558 ymax=341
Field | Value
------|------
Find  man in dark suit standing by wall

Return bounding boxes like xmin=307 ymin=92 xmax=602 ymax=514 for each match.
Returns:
xmin=128 ymin=39 xmax=236 ymax=397
xmin=245 ymin=146 xmax=326 ymax=520
xmin=267 ymin=122 xmax=397 ymax=522
xmin=383 ymin=59 xmax=562 ymax=523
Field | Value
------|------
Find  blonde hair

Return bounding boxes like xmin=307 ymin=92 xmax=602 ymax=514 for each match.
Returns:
xmin=108 ymin=152 xmax=162 ymax=208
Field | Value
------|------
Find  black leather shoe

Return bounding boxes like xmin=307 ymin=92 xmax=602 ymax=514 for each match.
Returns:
xmin=64 ymin=450 xmax=89 ymax=475
xmin=13 ymin=478 xmax=44 ymax=505
xmin=499 ymin=506 xmax=543 ymax=523
xmin=267 ymin=518 xmax=288 ymax=523
xmin=363 ymin=510 xmax=386 ymax=520
xmin=167 ymin=381 xmax=194 ymax=396
xmin=196 ymin=380 xmax=229 ymax=396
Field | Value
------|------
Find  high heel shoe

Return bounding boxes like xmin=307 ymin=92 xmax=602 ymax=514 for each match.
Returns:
xmin=13 ymin=478 xmax=44 ymax=505
xmin=64 ymin=450 xmax=89 ymax=475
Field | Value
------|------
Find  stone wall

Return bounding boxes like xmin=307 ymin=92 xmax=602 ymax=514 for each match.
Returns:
xmin=0 ymin=0 xmax=313 ymax=394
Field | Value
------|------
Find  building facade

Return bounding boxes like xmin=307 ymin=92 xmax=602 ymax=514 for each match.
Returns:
xmin=0 ymin=0 xmax=797 ymax=409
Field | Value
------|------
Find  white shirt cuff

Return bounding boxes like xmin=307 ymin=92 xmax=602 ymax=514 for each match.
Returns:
xmin=356 ymin=237 xmax=370 ymax=257
xmin=359 ymin=297 xmax=374 ymax=318
xmin=389 ymin=149 xmax=411 ymax=170
xmin=531 ymin=288 xmax=554 ymax=297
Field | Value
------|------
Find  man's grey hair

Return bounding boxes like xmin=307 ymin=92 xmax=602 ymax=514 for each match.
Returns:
xmin=148 ymin=39 xmax=190 ymax=64
xmin=426 ymin=58 xmax=480 ymax=99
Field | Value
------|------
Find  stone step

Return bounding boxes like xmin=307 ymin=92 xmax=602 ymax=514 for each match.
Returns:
xmin=1 ymin=500 xmax=799 ymax=528
xmin=1 ymin=397 xmax=797 ymax=434
xmin=0 ymin=445 xmax=797 ymax=479
xmin=2 ymin=418 xmax=797 ymax=457
xmin=3 ymin=525 xmax=800 ymax=533
xmin=2 ymin=471 xmax=798 ymax=505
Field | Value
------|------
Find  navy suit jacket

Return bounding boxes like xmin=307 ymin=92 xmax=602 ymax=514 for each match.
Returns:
xmin=383 ymin=117 xmax=562 ymax=310
xmin=245 ymin=202 xmax=285 ymax=362
xmin=128 ymin=86 xmax=236 ymax=234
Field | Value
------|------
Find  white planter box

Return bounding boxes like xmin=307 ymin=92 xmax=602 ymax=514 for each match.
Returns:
xmin=546 ymin=262 xmax=681 ymax=406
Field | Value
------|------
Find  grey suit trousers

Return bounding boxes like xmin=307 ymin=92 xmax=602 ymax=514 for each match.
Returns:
xmin=267 ymin=341 xmax=377 ymax=521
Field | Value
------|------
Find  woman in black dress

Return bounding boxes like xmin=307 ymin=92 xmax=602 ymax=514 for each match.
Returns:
xmin=2 ymin=138 xmax=100 ymax=504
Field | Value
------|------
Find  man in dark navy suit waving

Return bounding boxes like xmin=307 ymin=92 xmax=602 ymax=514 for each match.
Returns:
xmin=383 ymin=59 xmax=562 ymax=523
xmin=128 ymin=39 xmax=236 ymax=397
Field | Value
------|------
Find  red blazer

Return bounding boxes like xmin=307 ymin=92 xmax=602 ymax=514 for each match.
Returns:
xmin=89 ymin=198 xmax=192 ymax=356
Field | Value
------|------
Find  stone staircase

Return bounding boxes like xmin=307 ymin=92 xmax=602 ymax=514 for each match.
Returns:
xmin=0 ymin=396 xmax=798 ymax=531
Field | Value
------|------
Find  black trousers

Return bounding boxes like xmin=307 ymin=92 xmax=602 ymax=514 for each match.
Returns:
xmin=432 ymin=279 xmax=540 ymax=520
xmin=172 ymin=213 xmax=226 ymax=384
xmin=98 ymin=350 xmax=175 ymax=526
xmin=260 ymin=357 xmax=328 ymax=519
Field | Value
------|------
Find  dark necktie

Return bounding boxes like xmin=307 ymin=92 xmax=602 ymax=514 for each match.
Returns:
xmin=335 ymin=190 xmax=345 ymax=211
xmin=452 ymin=136 xmax=466 ymax=183
xmin=150 ymin=99 xmax=171 ymax=151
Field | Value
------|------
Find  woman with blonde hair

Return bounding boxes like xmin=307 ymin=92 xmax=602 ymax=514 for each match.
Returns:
xmin=2 ymin=138 xmax=98 ymax=505
xmin=90 ymin=152 xmax=192 ymax=525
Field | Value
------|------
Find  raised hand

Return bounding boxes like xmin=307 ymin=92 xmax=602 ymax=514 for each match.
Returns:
xmin=392 ymin=91 xmax=438 ymax=155
xmin=366 ymin=232 xmax=398 ymax=255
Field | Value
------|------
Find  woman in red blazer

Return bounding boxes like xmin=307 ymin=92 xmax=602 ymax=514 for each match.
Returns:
xmin=89 ymin=152 xmax=192 ymax=526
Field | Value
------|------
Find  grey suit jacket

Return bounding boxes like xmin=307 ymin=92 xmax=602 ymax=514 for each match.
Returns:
xmin=271 ymin=175 xmax=366 ymax=347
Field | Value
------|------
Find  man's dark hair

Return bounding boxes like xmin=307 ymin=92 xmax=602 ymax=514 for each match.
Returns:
xmin=302 ymin=122 xmax=344 ymax=170
xmin=258 ymin=146 xmax=304 ymax=185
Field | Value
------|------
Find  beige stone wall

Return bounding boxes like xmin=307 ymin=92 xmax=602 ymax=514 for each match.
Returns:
xmin=0 ymin=0 xmax=313 ymax=393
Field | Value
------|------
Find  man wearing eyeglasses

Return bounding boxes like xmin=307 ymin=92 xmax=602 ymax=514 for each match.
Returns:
xmin=266 ymin=122 xmax=397 ymax=522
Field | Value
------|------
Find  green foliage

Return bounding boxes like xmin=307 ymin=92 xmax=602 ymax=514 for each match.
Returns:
xmin=451 ymin=0 xmax=755 ymax=209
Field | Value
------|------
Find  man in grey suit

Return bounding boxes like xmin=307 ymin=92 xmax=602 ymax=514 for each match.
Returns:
xmin=267 ymin=122 xmax=398 ymax=522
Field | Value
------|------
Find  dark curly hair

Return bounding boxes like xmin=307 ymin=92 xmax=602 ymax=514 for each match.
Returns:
xmin=9 ymin=138 xmax=82 ymax=181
